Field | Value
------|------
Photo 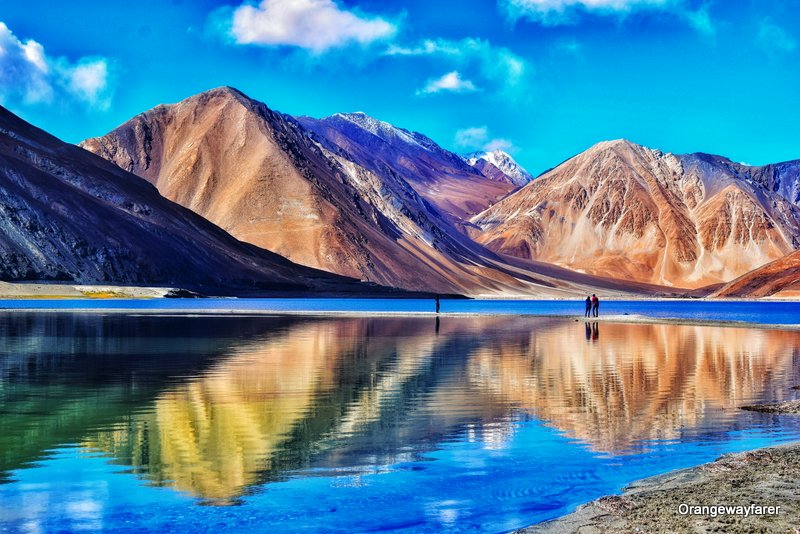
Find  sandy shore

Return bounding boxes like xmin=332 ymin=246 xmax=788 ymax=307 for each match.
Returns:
xmin=519 ymin=442 xmax=800 ymax=533
xmin=0 ymin=281 xmax=172 ymax=299
xmin=3 ymin=280 xmax=800 ymax=302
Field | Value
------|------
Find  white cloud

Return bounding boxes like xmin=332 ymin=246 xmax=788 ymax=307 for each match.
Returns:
xmin=0 ymin=21 xmax=113 ymax=110
xmin=757 ymin=18 xmax=797 ymax=54
xmin=66 ymin=60 xmax=111 ymax=107
xmin=229 ymin=0 xmax=396 ymax=53
xmin=417 ymin=71 xmax=477 ymax=95
xmin=387 ymin=38 xmax=528 ymax=97
xmin=455 ymin=126 xmax=515 ymax=153
xmin=21 ymin=40 xmax=48 ymax=72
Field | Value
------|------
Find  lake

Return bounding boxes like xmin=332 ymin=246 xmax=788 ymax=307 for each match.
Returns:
xmin=2 ymin=297 xmax=800 ymax=326
xmin=1 ymin=308 xmax=800 ymax=532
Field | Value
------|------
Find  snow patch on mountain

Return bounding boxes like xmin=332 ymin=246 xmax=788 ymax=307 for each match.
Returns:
xmin=334 ymin=112 xmax=434 ymax=151
xmin=466 ymin=149 xmax=534 ymax=187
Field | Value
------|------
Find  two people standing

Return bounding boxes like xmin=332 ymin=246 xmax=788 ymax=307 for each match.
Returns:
xmin=584 ymin=294 xmax=600 ymax=318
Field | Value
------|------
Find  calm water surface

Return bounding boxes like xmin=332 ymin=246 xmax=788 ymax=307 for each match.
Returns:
xmin=1 ymin=312 xmax=800 ymax=532
xmin=1 ymin=298 xmax=800 ymax=325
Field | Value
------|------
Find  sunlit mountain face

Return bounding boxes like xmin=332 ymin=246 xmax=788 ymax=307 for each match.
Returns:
xmin=3 ymin=314 xmax=797 ymax=504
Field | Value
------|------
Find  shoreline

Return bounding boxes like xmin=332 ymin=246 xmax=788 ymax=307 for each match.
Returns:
xmin=518 ymin=441 xmax=800 ymax=533
xmin=3 ymin=282 xmax=800 ymax=302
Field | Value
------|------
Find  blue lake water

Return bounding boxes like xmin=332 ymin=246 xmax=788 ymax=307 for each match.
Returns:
xmin=1 ymin=298 xmax=800 ymax=325
xmin=1 ymin=308 xmax=800 ymax=532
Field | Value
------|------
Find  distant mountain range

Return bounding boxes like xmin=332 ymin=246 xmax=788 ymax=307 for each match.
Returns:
xmin=1 ymin=85 xmax=797 ymax=297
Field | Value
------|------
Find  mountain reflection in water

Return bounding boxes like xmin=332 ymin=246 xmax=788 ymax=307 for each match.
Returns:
xmin=1 ymin=313 xmax=799 ymax=506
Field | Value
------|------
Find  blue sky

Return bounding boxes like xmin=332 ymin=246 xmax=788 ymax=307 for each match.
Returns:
xmin=0 ymin=0 xmax=798 ymax=174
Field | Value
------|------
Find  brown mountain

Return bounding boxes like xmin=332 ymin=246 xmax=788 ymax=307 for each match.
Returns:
xmin=0 ymin=103 xmax=371 ymax=295
xmin=712 ymin=250 xmax=800 ymax=298
xmin=471 ymin=140 xmax=800 ymax=288
xmin=82 ymin=87 xmax=651 ymax=296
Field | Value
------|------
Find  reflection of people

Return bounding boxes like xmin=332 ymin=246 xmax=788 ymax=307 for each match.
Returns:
xmin=592 ymin=321 xmax=599 ymax=341
xmin=435 ymin=316 xmax=440 ymax=336
xmin=591 ymin=294 xmax=599 ymax=318
xmin=435 ymin=295 xmax=441 ymax=314
xmin=584 ymin=296 xmax=592 ymax=318
xmin=585 ymin=321 xmax=591 ymax=340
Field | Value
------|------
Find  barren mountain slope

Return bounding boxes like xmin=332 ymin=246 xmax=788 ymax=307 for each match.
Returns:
xmin=471 ymin=140 xmax=800 ymax=288
xmin=712 ymin=250 xmax=800 ymax=298
xmin=0 ymin=104 xmax=369 ymax=294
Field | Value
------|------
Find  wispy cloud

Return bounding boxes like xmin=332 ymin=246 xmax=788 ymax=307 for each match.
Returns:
xmin=455 ymin=126 xmax=490 ymax=148
xmin=387 ymin=38 xmax=528 ymax=98
xmin=757 ymin=18 xmax=797 ymax=54
xmin=683 ymin=4 xmax=715 ymax=36
xmin=417 ymin=71 xmax=478 ymax=95
xmin=500 ymin=0 xmax=713 ymax=33
xmin=0 ymin=22 xmax=114 ymax=110
xmin=501 ymin=0 xmax=672 ymax=23
xmin=483 ymin=138 xmax=515 ymax=152
xmin=227 ymin=0 xmax=397 ymax=53
xmin=455 ymin=126 xmax=515 ymax=153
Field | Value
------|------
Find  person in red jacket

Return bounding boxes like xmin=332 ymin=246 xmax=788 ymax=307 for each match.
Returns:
xmin=591 ymin=294 xmax=600 ymax=318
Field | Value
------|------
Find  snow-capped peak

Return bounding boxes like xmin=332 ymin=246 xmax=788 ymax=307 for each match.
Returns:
xmin=465 ymin=149 xmax=533 ymax=187
xmin=333 ymin=112 xmax=434 ymax=152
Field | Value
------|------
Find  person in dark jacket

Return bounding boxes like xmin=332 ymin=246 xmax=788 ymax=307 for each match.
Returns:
xmin=591 ymin=294 xmax=599 ymax=318
xmin=584 ymin=296 xmax=592 ymax=318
